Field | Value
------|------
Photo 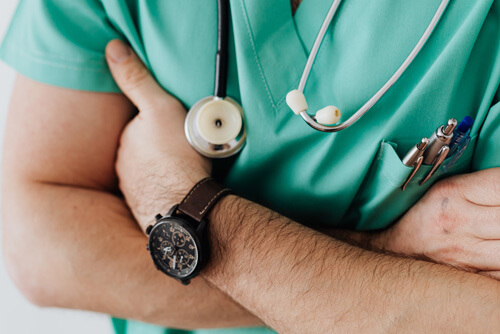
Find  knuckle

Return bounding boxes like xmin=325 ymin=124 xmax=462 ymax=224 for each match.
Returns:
xmin=487 ymin=172 xmax=500 ymax=199
xmin=432 ymin=178 xmax=455 ymax=198
xmin=122 ymin=65 xmax=150 ymax=90
xmin=144 ymin=95 xmax=171 ymax=112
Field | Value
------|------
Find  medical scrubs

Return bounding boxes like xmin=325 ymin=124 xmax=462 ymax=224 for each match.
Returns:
xmin=1 ymin=0 xmax=499 ymax=333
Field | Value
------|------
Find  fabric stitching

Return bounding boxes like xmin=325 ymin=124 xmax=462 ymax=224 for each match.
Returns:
xmin=238 ymin=0 xmax=277 ymax=110
xmin=5 ymin=43 xmax=107 ymax=66
xmin=180 ymin=178 xmax=211 ymax=205
xmin=6 ymin=48 xmax=110 ymax=72
xmin=199 ymin=189 xmax=229 ymax=216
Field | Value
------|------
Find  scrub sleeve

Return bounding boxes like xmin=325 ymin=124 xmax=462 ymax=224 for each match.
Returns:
xmin=1 ymin=0 xmax=500 ymax=334
xmin=0 ymin=0 xmax=120 ymax=92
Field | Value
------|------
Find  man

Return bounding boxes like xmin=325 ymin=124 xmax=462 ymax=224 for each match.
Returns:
xmin=2 ymin=1 xmax=500 ymax=333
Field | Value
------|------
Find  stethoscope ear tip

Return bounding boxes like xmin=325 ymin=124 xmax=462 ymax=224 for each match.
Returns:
xmin=286 ymin=89 xmax=341 ymax=126
xmin=286 ymin=90 xmax=308 ymax=115
xmin=314 ymin=106 xmax=341 ymax=125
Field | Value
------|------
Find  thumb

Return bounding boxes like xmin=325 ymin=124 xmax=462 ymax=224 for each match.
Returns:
xmin=105 ymin=39 xmax=179 ymax=112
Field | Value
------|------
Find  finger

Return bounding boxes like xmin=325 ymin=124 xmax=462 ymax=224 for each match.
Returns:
xmin=462 ymin=206 xmax=500 ymax=240
xmin=450 ymin=168 xmax=500 ymax=206
xmin=105 ymin=39 xmax=181 ymax=112
xmin=478 ymin=271 xmax=500 ymax=281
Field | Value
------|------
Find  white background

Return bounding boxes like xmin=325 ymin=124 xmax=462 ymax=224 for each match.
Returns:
xmin=0 ymin=2 xmax=114 ymax=334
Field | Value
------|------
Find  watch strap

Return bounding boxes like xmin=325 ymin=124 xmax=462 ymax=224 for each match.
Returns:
xmin=177 ymin=178 xmax=232 ymax=222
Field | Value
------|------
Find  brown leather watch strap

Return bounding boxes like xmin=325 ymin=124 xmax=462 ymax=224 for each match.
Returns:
xmin=177 ymin=178 xmax=232 ymax=223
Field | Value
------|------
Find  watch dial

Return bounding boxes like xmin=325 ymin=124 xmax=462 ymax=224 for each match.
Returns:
xmin=149 ymin=219 xmax=199 ymax=278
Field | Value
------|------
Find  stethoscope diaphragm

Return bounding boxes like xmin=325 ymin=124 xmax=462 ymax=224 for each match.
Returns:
xmin=185 ymin=96 xmax=246 ymax=158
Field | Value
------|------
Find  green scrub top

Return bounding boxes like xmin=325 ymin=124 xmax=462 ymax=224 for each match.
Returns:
xmin=1 ymin=0 xmax=499 ymax=333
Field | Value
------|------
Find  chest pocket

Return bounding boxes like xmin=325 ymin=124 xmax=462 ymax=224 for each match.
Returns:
xmin=343 ymin=135 xmax=478 ymax=231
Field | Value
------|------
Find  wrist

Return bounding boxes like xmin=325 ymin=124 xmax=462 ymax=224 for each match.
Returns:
xmin=131 ymin=171 xmax=210 ymax=232
xmin=369 ymin=223 xmax=420 ymax=256
xmin=202 ymin=194 xmax=246 ymax=284
xmin=146 ymin=177 xmax=230 ymax=285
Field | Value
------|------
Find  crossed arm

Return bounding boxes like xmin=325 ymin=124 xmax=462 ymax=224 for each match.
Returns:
xmin=3 ymin=52 xmax=500 ymax=332
xmin=1 ymin=76 xmax=261 ymax=329
xmin=204 ymin=195 xmax=500 ymax=332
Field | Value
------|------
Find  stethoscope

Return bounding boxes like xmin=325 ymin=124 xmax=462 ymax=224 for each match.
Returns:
xmin=185 ymin=0 xmax=451 ymax=158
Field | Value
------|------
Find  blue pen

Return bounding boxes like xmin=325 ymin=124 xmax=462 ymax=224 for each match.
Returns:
xmin=442 ymin=116 xmax=474 ymax=172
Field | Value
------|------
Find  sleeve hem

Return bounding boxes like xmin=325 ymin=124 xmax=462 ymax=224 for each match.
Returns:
xmin=0 ymin=43 xmax=120 ymax=93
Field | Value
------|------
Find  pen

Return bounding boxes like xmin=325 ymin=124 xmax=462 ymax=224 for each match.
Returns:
xmin=420 ymin=145 xmax=450 ymax=186
xmin=448 ymin=116 xmax=474 ymax=155
xmin=423 ymin=118 xmax=457 ymax=165
xmin=401 ymin=138 xmax=429 ymax=191
xmin=442 ymin=116 xmax=474 ymax=172
xmin=419 ymin=118 xmax=456 ymax=186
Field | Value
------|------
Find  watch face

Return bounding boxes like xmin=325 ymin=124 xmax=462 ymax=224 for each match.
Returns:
xmin=148 ymin=218 xmax=199 ymax=278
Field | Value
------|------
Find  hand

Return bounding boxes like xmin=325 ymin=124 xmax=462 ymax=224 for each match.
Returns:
xmin=105 ymin=39 xmax=210 ymax=231
xmin=374 ymin=168 xmax=500 ymax=278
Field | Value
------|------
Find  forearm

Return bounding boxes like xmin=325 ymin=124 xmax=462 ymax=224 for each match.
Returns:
xmin=203 ymin=195 xmax=500 ymax=333
xmin=2 ymin=180 xmax=263 ymax=329
xmin=312 ymin=226 xmax=379 ymax=250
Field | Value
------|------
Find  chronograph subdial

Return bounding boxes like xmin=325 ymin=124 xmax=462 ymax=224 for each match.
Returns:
xmin=170 ymin=247 xmax=195 ymax=271
xmin=176 ymin=249 xmax=190 ymax=265
xmin=160 ymin=240 xmax=174 ymax=260
xmin=172 ymin=231 xmax=187 ymax=247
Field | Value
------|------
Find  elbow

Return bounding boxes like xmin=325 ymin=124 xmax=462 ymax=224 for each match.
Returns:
xmin=3 ymin=221 xmax=54 ymax=308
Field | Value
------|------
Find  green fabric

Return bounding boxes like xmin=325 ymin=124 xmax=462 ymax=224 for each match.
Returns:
xmin=2 ymin=0 xmax=499 ymax=333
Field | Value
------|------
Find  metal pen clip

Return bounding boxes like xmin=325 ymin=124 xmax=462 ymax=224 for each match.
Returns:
xmin=416 ymin=118 xmax=456 ymax=186
xmin=401 ymin=138 xmax=429 ymax=191
xmin=422 ymin=118 xmax=457 ymax=165
xmin=420 ymin=145 xmax=450 ymax=186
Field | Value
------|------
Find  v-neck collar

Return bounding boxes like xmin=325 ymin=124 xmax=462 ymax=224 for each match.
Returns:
xmin=236 ymin=0 xmax=331 ymax=109
xmin=293 ymin=0 xmax=334 ymax=54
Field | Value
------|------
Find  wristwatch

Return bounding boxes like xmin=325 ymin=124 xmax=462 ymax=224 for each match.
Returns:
xmin=146 ymin=178 xmax=231 ymax=285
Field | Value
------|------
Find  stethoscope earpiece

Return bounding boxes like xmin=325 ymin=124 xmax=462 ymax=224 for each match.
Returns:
xmin=286 ymin=89 xmax=309 ymax=115
xmin=286 ymin=0 xmax=450 ymax=133
xmin=315 ymin=106 xmax=341 ymax=125
xmin=286 ymin=90 xmax=341 ymax=126
xmin=185 ymin=96 xmax=246 ymax=158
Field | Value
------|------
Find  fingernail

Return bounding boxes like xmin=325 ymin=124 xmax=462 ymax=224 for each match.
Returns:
xmin=107 ymin=40 xmax=131 ymax=64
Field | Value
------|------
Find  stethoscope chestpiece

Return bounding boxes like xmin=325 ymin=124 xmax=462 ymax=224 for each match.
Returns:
xmin=185 ymin=96 xmax=246 ymax=158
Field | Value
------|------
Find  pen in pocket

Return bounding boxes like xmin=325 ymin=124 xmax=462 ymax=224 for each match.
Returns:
xmin=401 ymin=137 xmax=429 ymax=191
xmin=418 ymin=118 xmax=457 ymax=186
xmin=442 ymin=116 xmax=474 ymax=172
xmin=400 ymin=116 xmax=474 ymax=190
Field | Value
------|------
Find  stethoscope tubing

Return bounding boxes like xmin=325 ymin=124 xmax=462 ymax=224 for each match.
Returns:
xmin=298 ymin=0 xmax=451 ymax=132
xmin=186 ymin=0 xmax=451 ymax=159
xmin=298 ymin=0 xmax=342 ymax=93
xmin=214 ymin=0 xmax=230 ymax=98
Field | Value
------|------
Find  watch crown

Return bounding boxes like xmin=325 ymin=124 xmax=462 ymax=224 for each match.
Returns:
xmin=146 ymin=225 xmax=153 ymax=235
xmin=146 ymin=243 xmax=149 ymax=251
xmin=155 ymin=214 xmax=163 ymax=221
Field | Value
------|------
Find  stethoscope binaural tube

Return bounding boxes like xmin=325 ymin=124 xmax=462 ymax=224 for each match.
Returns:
xmin=185 ymin=0 xmax=246 ymax=158
xmin=287 ymin=0 xmax=451 ymax=132
xmin=214 ymin=0 xmax=229 ymax=99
